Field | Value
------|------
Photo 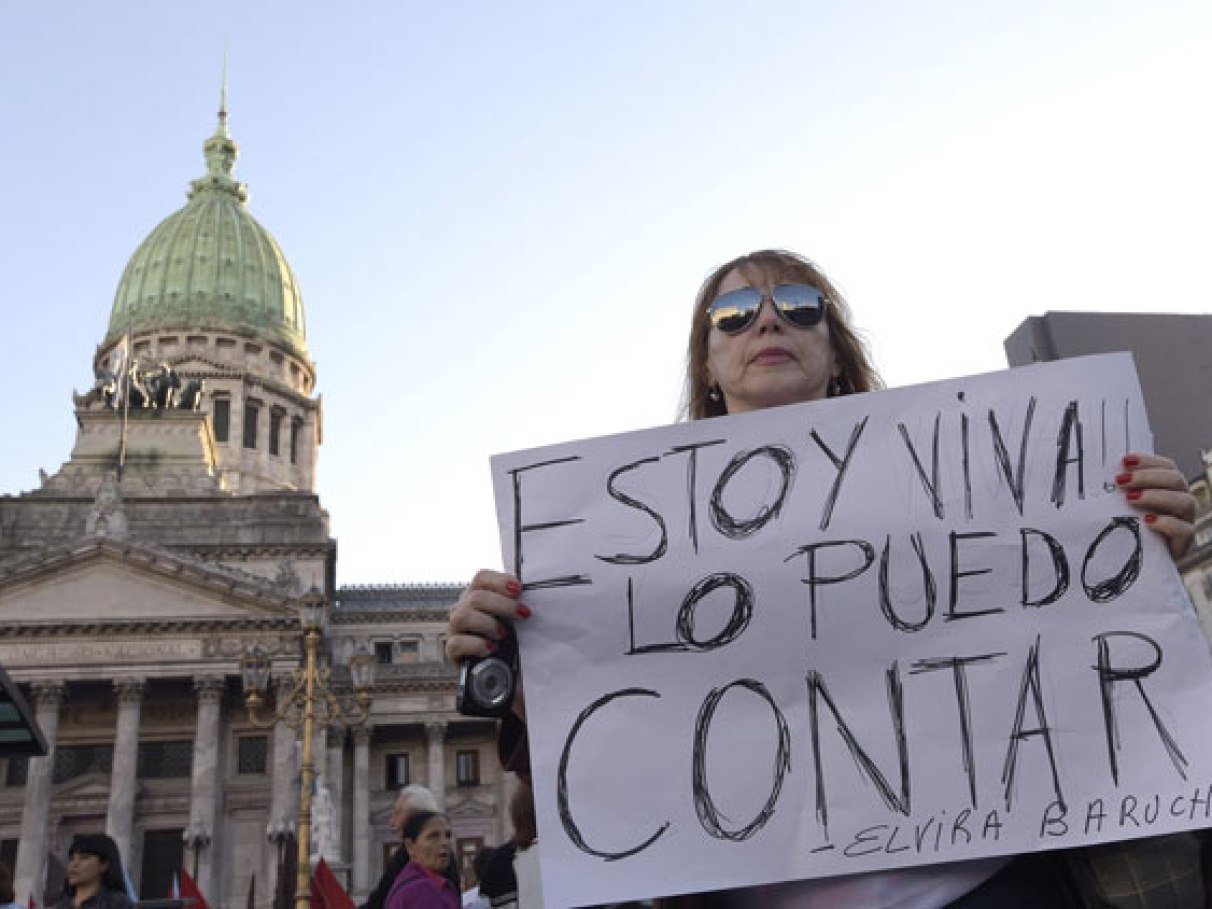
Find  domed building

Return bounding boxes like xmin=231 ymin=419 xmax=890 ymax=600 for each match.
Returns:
xmin=0 ymin=99 xmax=504 ymax=906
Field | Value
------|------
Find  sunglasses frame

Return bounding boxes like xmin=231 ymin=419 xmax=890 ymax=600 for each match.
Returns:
xmin=706 ymin=283 xmax=830 ymax=335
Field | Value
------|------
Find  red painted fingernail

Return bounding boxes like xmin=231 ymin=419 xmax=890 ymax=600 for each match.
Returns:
xmin=486 ymin=640 xmax=498 ymax=653
xmin=506 ymin=580 xmax=522 ymax=595
xmin=517 ymin=604 xmax=533 ymax=619
xmin=1144 ymin=513 xmax=1158 ymax=525
xmin=496 ymin=622 xmax=508 ymax=639
xmin=1115 ymin=472 xmax=1132 ymax=485
xmin=1122 ymin=455 xmax=1140 ymax=468
xmin=1125 ymin=489 xmax=1142 ymax=501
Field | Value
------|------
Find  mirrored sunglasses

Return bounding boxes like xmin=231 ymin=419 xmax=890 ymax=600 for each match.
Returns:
xmin=707 ymin=283 xmax=829 ymax=335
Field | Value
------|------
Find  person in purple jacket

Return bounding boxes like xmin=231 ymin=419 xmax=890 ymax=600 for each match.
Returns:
xmin=386 ymin=811 xmax=459 ymax=909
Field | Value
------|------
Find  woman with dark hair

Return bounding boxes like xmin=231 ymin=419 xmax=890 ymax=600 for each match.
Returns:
xmin=446 ymin=250 xmax=1199 ymax=907
xmin=64 ymin=833 xmax=132 ymax=909
xmin=386 ymin=811 xmax=458 ymax=909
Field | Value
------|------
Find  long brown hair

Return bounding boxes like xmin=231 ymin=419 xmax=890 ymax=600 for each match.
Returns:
xmin=683 ymin=249 xmax=882 ymax=420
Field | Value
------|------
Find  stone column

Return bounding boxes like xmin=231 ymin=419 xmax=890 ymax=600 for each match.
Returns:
xmin=351 ymin=725 xmax=371 ymax=896
xmin=187 ymin=676 xmax=224 ymax=899
xmin=106 ymin=677 xmax=146 ymax=869
xmin=426 ymin=721 xmax=446 ymax=809
xmin=325 ymin=731 xmax=345 ymax=863
xmin=14 ymin=681 xmax=65 ymax=905
xmin=266 ymin=675 xmax=298 ymax=898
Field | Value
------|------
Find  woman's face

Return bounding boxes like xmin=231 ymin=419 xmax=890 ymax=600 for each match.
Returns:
xmin=406 ymin=816 xmax=452 ymax=874
xmin=67 ymin=851 xmax=107 ymax=889
xmin=706 ymin=265 xmax=839 ymax=414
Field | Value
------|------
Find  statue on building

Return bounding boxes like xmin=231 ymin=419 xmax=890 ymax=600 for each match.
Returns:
xmin=86 ymin=472 xmax=129 ymax=538
xmin=179 ymin=378 xmax=206 ymax=411
xmin=311 ymin=773 xmax=339 ymax=863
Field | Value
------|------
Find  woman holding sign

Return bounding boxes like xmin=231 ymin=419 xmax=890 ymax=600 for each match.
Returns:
xmin=445 ymin=250 xmax=1199 ymax=907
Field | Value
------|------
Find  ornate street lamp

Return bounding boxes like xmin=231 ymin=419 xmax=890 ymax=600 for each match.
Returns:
xmin=182 ymin=822 xmax=211 ymax=880
xmin=241 ymin=587 xmax=375 ymax=909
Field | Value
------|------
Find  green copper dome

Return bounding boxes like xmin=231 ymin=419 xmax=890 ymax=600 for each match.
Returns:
xmin=107 ymin=108 xmax=307 ymax=357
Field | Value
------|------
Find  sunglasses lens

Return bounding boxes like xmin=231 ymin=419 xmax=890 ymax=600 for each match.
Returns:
xmin=708 ymin=288 xmax=762 ymax=334
xmin=773 ymin=284 xmax=827 ymax=327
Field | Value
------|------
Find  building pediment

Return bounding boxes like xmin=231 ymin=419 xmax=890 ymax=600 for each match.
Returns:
xmin=0 ymin=536 xmax=295 ymax=625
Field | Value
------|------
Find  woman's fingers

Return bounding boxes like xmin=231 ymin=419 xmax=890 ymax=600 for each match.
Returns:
xmin=444 ymin=569 xmax=532 ymax=663
xmin=1118 ymin=453 xmax=1197 ymax=558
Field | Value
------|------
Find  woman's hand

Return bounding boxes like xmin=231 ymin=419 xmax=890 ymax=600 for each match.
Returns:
xmin=1116 ymin=453 xmax=1197 ymax=559
xmin=445 ymin=569 xmax=532 ymax=662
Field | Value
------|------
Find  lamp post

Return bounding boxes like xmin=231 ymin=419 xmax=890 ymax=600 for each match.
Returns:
xmin=241 ymin=588 xmax=376 ymax=909
xmin=182 ymin=823 xmax=211 ymax=880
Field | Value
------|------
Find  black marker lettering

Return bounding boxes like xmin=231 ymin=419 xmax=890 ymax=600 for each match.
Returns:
xmin=1051 ymin=401 xmax=1085 ymax=508
xmin=948 ymin=531 xmax=1002 ymax=621
xmin=879 ymin=533 xmax=937 ymax=633
xmin=1082 ymin=517 xmax=1142 ymax=603
xmin=557 ymin=688 xmax=669 ymax=860
xmin=692 ymin=679 xmax=790 ymax=841
xmin=809 ymin=417 xmax=869 ymax=531
xmin=709 ymin=445 xmax=796 ymax=539
xmin=911 ymin=654 xmax=1005 ymax=808
xmin=898 ymin=413 xmax=944 ymax=519
xmin=1001 ymin=636 xmax=1065 ymax=813
xmin=807 ymin=664 xmax=910 ymax=838
xmin=595 ymin=457 xmax=668 ymax=565
xmin=509 ymin=457 xmax=590 ymax=589
xmin=1020 ymin=528 xmax=1070 ymax=607
xmin=786 ymin=540 xmax=876 ymax=639
xmin=666 ymin=439 xmax=726 ymax=554
xmin=988 ymin=398 xmax=1036 ymax=515
xmin=1093 ymin=631 xmax=1188 ymax=785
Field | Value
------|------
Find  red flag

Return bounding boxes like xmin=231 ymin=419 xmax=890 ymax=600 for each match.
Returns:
xmin=179 ymin=868 xmax=211 ymax=909
xmin=27 ymin=896 xmax=35 ymax=909
xmin=310 ymin=857 xmax=355 ymax=909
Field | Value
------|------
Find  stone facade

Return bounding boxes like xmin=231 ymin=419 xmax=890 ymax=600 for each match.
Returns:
xmin=0 ymin=101 xmax=505 ymax=906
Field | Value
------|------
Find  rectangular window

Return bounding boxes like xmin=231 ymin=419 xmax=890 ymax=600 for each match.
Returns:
xmin=0 ymin=838 xmax=16 ymax=871
xmin=374 ymin=642 xmax=393 ymax=665
xmin=386 ymin=753 xmax=410 ymax=789
xmin=456 ymin=749 xmax=480 ymax=786
xmin=290 ymin=417 xmax=303 ymax=464
xmin=396 ymin=640 xmax=420 ymax=664
xmin=137 ymin=741 xmax=193 ymax=779
xmin=243 ymin=401 xmax=260 ymax=449
xmin=212 ymin=398 xmax=230 ymax=443
xmin=5 ymin=757 xmax=28 ymax=787
xmin=269 ymin=410 xmax=284 ymax=456
xmin=139 ymin=828 xmax=184 ymax=899
xmin=238 ymin=735 xmax=269 ymax=775
xmin=53 ymin=744 xmax=114 ymax=783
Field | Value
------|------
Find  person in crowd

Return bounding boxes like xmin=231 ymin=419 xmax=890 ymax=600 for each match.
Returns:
xmin=445 ymin=250 xmax=1201 ymax=907
xmin=386 ymin=811 xmax=459 ymax=909
xmin=365 ymin=784 xmax=462 ymax=909
xmin=62 ymin=833 xmax=133 ymax=909
xmin=0 ymin=860 xmax=20 ymax=909
xmin=460 ymin=845 xmax=495 ymax=908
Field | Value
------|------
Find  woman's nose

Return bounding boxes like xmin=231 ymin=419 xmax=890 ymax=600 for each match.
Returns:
xmin=753 ymin=296 xmax=781 ymax=331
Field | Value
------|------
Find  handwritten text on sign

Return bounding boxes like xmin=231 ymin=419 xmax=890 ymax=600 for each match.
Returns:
xmin=491 ymin=354 xmax=1212 ymax=907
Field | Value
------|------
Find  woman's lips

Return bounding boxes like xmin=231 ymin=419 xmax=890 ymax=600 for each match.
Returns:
xmin=751 ymin=346 xmax=794 ymax=365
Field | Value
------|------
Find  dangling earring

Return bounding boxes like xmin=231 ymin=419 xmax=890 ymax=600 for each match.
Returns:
xmin=708 ymin=385 xmax=722 ymax=403
xmin=828 ymin=376 xmax=844 ymax=397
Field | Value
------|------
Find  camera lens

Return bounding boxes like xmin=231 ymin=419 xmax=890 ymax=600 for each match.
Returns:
xmin=467 ymin=656 xmax=513 ymax=710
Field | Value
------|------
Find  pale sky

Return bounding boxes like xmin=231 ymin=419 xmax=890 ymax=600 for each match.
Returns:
xmin=1 ymin=2 xmax=1209 ymax=584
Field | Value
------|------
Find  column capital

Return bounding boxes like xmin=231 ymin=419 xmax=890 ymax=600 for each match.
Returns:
xmin=193 ymin=675 xmax=226 ymax=703
xmin=32 ymin=681 xmax=66 ymax=708
xmin=353 ymin=725 xmax=373 ymax=746
xmin=114 ymin=677 xmax=146 ymax=704
xmin=425 ymin=720 xmax=446 ymax=741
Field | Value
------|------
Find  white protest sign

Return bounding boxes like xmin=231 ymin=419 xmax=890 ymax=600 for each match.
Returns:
xmin=491 ymin=354 xmax=1212 ymax=908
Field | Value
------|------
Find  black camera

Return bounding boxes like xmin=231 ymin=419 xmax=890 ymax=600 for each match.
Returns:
xmin=456 ymin=622 xmax=519 ymax=718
